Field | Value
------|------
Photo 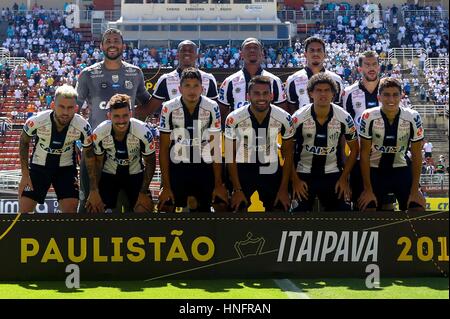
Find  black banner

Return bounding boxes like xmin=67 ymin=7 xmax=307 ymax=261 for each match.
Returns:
xmin=143 ymin=68 xmax=300 ymax=94
xmin=0 ymin=211 xmax=448 ymax=281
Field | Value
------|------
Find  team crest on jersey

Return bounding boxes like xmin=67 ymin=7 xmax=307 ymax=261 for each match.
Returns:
xmin=125 ymin=81 xmax=133 ymax=89
xmin=171 ymin=88 xmax=178 ymax=95
xmin=299 ymin=89 xmax=305 ymax=95
xmin=101 ymin=82 xmax=108 ymax=89
xmin=226 ymin=117 xmax=234 ymax=126
xmin=235 ymin=87 xmax=241 ymax=93
xmin=417 ymin=127 xmax=423 ymax=137
xmin=112 ymin=75 xmax=119 ymax=83
xmin=355 ymin=102 xmax=362 ymax=108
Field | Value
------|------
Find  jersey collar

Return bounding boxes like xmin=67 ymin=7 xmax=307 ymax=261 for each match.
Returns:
xmin=358 ymin=79 xmax=380 ymax=96
xmin=305 ymin=66 xmax=326 ymax=79
xmin=311 ymin=104 xmax=334 ymax=126
xmin=242 ymin=66 xmax=263 ymax=83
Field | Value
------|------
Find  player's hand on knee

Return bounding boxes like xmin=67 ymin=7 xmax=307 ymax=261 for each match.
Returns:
xmin=18 ymin=174 xmax=33 ymax=197
xmin=358 ymin=190 xmax=378 ymax=211
xmin=86 ymin=190 xmax=105 ymax=213
xmin=274 ymin=188 xmax=290 ymax=212
xmin=292 ymin=176 xmax=308 ymax=201
xmin=212 ymin=183 xmax=229 ymax=205
xmin=407 ymin=189 xmax=426 ymax=211
xmin=158 ymin=187 xmax=175 ymax=212
xmin=231 ymin=190 xmax=248 ymax=212
xmin=335 ymin=176 xmax=350 ymax=200
xmin=134 ymin=192 xmax=154 ymax=213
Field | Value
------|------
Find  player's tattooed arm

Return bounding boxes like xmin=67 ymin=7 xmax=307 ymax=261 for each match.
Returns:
xmin=141 ymin=153 xmax=156 ymax=194
xmin=19 ymin=131 xmax=31 ymax=177
xmin=84 ymin=145 xmax=100 ymax=191
xmin=18 ymin=131 xmax=33 ymax=196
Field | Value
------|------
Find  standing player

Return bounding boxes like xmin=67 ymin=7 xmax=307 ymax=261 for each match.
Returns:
xmin=75 ymin=28 xmax=152 ymax=213
xmin=87 ymin=94 xmax=156 ymax=213
xmin=291 ymin=74 xmax=359 ymax=212
xmin=225 ymin=76 xmax=294 ymax=212
xmin=285 ymin=36 xmax=344 ymax=114
xmin=135 ymin=40 xmax=218 ymax=120
xmin=218 ymin=38 xmax=287 ymax=122
xmin=18 ymin=85 xmax=94 ymax=213
xmin=342 ymin=50 xmax=395 ymax=210
xmin=157 ymin=68 xmax=228 ymax=212
xmin=358 ymin=78 xmax=425 ymax=211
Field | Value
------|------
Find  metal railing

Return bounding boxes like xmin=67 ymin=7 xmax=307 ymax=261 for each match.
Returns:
xmin=425 ymin=57 xmax=449 ymax=70
xmin=420 ymin=173 xmax=449 ymax=190
xmin=388 ymin=48 xmax=426 ymax=61
xmin=0 ymin=48 xmax=10 ymax=60
xmin=6 ymin=9 xmax=121 ymax=23
xmin=412 ymin=105 xmax=448 ymax=118
xmin=0 ymin=169 xmax=21 ymax=191
xmin=402 ymin=10 xmax=449 ymax=20
xmin=0 ymin=57 xmax=28 ymax=67
xmin=277 ymin=9 xmax=377 ymax=22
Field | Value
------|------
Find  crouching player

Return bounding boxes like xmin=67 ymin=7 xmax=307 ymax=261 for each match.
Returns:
xmin=358 ymin=78 xmax=426 ymax=211
xmin=86 ymin=94 xmax=156 ymax=213
xmin=158 ymin=68 xmax=228 ymax=212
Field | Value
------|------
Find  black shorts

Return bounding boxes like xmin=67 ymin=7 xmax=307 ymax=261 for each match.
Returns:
xmin=350 ymin=160 xmax=396 ymax=209
xmin=293 ymin=172 xmax=351 ymax=212
xmin=22 ymin=165 xmax=79 ymax=204
xmin=237 ymin=163 xmax=283 ymax=211
xmin=369 ymin=167 xmax=412 ymax=211
xmin=169 ymin=162 xmax=214 ymax=212
xmin=99 ymin=172 xmax=143 ymax=210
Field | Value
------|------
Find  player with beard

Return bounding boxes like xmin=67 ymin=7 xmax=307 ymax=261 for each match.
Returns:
xmin=286 ymin=37 xmax=344 ymax=114
xmin=18 ymin=85 xmax=94 ymax=213
xmin=75 ymin=28 xmax=152 ymax=213
xmin=343 ymin=51 xmax=396 ymax=210
xmin=225 ymin=76 xmax=294 ymax=212
xmin=135 ymin=40 xmax=218 ymax=120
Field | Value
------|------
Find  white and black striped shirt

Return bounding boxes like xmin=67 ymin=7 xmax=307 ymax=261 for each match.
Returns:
xmin=359 ymin=106 xmax=424 ymax=169
xmin=292 ymin=103 xmax=357 ymax=174
xmin=23 ymin=110 xmax=92 ymax=168
xmin=93 ymin=118 xmax=155 ymax=175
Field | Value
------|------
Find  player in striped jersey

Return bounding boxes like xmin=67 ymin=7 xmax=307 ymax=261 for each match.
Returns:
xmin=343 ymin=50 xmax=397 ymax=210
xmin=157 ymin=68 xmax=228 ymax=212
xmin=285 ymin=37 xmax=344 ymax=114
xmin=218 ymin=38 xmax=287 ymax=123
xmin=87 ymin=94 xmax=156 ymax=213
xmin=19 ymin=85 xmax=94 ymax=213
xmin=225 ymin=75 xmax=294 ymax=212
xmin=358 ymin=78 xmax=426 ymax=211
xmin=136 ymin=40 xmax=219 ymax=119
xmin=291 ymin=74 xmax=359 ymax=212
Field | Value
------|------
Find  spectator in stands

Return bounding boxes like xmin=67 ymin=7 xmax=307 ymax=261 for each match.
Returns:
xmin=423 ymin=139 xmax=433 ymax=159
xmin=1 ymin=81 xmax=8 ymax=99
xmin=0 ymin=119 xmax=6 ymax=136
xmin=14 ymin=87 xmax=21 ymax=103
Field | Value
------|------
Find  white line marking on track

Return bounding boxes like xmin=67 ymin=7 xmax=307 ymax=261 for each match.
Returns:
xmin=273 ymin=279 xmax=310 ymax=299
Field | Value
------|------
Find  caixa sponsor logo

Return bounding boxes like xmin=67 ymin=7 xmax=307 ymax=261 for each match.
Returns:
xmin=235 ymin=101 xmax=249 ymax=109
xmin=39 ymin=144 xmax=72 ymax=154
xmin=373 ymin=145 xmax=406 ymax=153
xmin=305 ymin=145 xmax=336 ymax=155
